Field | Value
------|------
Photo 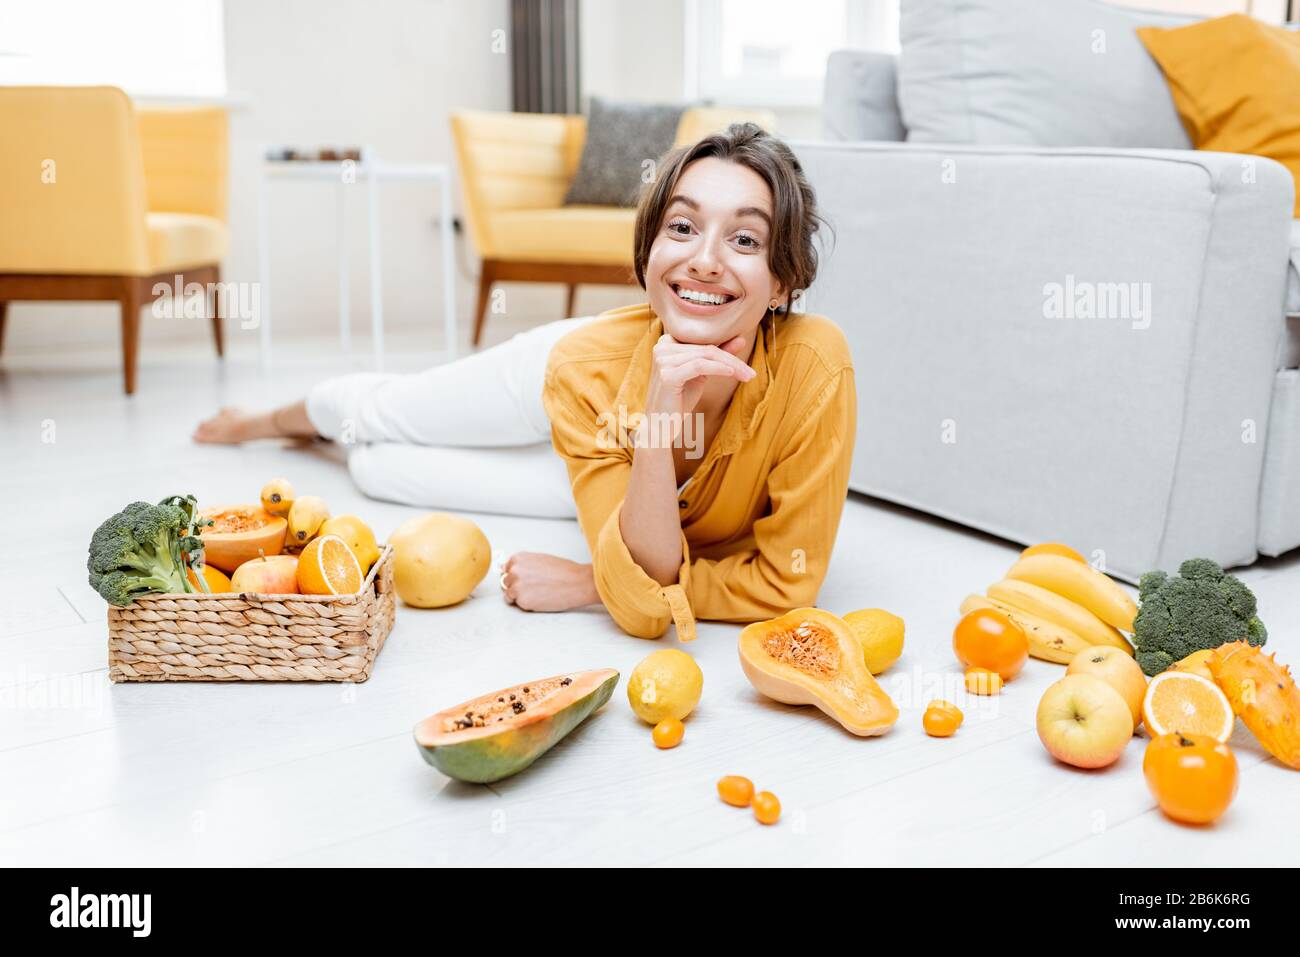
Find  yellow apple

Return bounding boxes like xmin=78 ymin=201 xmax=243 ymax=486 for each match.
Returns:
xmin=1036 ymin=674 xmax=1133 ymax=769
xmin=230 ymin=554 xmax=299 ymax=594
xmin=1067 ymin=645 xmax=1146 ymax=730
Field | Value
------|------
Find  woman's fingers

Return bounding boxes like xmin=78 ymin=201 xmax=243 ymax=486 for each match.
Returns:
xmin=658 ymin=356 xmax=754 ymax=388
xmin=653 ymin=334 xmax=754 ymax=381
xmin=499 ymin=556 xmax=514 ymax=604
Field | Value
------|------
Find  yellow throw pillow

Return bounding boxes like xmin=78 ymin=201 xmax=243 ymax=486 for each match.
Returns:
xmin=1138 ymin=14 xmax=1300 ymax=216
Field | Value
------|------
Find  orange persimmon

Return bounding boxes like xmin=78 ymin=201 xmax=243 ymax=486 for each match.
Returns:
xmin=1143 ymin=732 xmax=1238 ymax=825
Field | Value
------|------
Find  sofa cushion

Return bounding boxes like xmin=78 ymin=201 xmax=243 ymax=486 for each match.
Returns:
xmin=145 ymin=211 xmax=228 ymax=273
xmin=564 ymin=98 xmax=683 ymax=207
xmin=822 ymin=50 xmax=906 ymax=142
xmin=1140 ymin=16 xmax=1300 ymax=218
xmin=490 ymin=205 xmax=634 ymax=265
xmin=899 ymin=0 xmax=1195 ymax=147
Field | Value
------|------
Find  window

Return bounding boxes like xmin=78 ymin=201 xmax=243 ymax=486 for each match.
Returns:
xmin=0 ymin=0 xmax=226 ymax=99
xmin=686 ymin=0 xmax=899 ymax=106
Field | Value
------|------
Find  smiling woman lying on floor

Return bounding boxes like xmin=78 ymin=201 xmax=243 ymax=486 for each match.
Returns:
xmin=194 ymin=123 xmax=856 ymax=641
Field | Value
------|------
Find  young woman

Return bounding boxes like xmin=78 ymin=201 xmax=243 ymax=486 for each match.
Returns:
xmin=195 ymin=123 xmax=856 ymax=642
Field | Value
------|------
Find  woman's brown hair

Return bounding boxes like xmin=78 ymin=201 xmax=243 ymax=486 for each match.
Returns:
xmin=632 ymin=122 xmax=827 ymax=309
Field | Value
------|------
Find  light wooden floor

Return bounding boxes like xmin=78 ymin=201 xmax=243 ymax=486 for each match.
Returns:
xmin=3 ymin=333 xmax=1298 ymax=867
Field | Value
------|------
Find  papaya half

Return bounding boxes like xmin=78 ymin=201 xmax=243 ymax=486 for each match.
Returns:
xmin=414 ymin=668 xmax=618 ymax=783
xmin=198 ymin=505 xmax=287 ymax=573
xmin=739 ymin=607 xmax=899 ymax=736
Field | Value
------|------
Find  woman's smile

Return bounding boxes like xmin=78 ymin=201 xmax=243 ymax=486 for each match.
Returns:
xmin=668 ymin=280 xmax=741 ymax=317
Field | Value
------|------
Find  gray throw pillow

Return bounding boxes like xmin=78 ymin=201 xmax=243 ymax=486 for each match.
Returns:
xmin=564 ymin=98 xmax=685 ymax=207
xmin=898 ymin=0 xmax=1197 ymax=148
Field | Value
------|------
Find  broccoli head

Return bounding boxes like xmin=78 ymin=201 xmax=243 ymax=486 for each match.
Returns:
xmin=1131 ymin=558 xmax=1267 ymax=676
xmin=87 ymin=495 xmax=207 ymax=606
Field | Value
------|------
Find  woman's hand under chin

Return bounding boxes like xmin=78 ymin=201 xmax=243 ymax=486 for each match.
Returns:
xmin=500 ymin=552 xmax=601 ymax=612
xmin=645 ymin=332 xmax=756 ymax=422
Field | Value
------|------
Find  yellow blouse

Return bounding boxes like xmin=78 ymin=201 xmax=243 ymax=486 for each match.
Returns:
xmin=542 ymin=302 xmax=856 ymax=641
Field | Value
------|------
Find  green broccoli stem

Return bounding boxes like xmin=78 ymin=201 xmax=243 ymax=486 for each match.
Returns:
xmin=178 ymin=526 xmax=211 ymax=596
xmin=188 ymin=553 xmax=212 ymax=594
xmin=117 ymin=572 xmax=187 ymax=604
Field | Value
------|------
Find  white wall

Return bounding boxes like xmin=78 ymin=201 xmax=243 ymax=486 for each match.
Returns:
xmin=579 ymin=0 xmax=823 ymax=138
xmin=581 ymin=0 xmax=688 ymax=104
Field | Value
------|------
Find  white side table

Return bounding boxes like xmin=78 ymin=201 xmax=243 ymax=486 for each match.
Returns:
xmin=257 ymin=152 xmax=458 ymax=372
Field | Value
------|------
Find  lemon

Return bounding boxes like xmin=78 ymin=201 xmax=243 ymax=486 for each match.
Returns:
xmin=626 ymin=649 xmax=703 ymax=725
xmin=842 ymin=608 xmax=905 ymax=675
xmin=319 ymin=515 xmax=380 ymax=572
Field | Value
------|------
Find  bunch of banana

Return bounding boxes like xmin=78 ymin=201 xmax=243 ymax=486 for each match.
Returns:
xmin=260 ymin=479 xmax=329 ymax=553
xmin=960 ymin=545 xmax=1137 ymax=664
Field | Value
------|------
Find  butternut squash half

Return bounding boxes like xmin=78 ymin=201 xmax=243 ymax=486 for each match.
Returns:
xmin=738 ymin=608 xmax=899 ymax=736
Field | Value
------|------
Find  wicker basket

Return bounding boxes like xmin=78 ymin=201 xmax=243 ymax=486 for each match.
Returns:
xmin=107 ymin=545 xmax=396 ymax=683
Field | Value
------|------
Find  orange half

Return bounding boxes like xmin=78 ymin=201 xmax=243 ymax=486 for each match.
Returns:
xmin=296 ymin=534 xmax=363 ymax=596
xmin=1141 ymin=671 xmax=1234 ymax=743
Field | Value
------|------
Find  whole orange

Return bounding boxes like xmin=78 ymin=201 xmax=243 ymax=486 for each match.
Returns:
xmin=953 ymin=608 xmax=1029 ymax=680
xmin=186 ymin=563 xmax=233 ymax=594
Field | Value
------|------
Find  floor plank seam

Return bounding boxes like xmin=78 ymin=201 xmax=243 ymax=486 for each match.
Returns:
xmin=0 ymin=722 xmax=114 ymax=760
xmin=1021 ymin=805 xmax=1162 ymax=866
xmin=55 ymin=586 xmax=89 ymax=624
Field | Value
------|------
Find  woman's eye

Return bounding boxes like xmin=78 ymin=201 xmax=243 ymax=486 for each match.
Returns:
xmin=736 ymin=233 xmax=761 ymax=249
xmin=667 ymin=220 xmax=692 ymax=235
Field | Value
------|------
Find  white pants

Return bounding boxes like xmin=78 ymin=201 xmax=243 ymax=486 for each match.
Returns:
xmin=305 ymin=315 xmax=601 ymax=518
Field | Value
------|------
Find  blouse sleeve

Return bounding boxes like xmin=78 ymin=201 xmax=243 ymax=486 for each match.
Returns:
xmin=544 ymin=387 xmax=698 ymax=640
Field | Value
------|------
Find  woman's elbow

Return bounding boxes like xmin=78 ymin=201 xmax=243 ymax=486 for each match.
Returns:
xmin=612 ymin=608 xmax=672 ymax=640
xmin=771 ymin=572 xmax=825 ymax=612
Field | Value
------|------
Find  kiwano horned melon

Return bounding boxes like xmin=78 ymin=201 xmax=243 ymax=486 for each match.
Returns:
xmin=739 ymin=608 xmax=899 ymax=736
xmin=1209 ymin=641 xmax=1300 ymax=770
xmin=414 ymin=669 xmax=618 ymax=783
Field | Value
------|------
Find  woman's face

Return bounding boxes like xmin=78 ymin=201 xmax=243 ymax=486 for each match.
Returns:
xmin=645 ymin=156 xmax=785 ymax=347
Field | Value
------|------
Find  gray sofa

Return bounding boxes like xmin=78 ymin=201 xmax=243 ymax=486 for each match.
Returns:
xmin=794 ymin=0 xmax=1300 ymax=582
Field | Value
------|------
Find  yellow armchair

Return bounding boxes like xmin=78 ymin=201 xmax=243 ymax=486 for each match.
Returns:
xmin=0 ymin=86 xmax=230 ymax=394
xmin=451 ymin=105 xmax=777 ymax=345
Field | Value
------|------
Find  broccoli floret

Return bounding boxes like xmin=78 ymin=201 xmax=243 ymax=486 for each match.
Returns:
xmin=1131 ymin=558 xmax=1267 ymax=676
xmin=1137 ymin=569 xmax=1168 ymax=605
xmin=87 ymin=495 xmax=207 ymax=606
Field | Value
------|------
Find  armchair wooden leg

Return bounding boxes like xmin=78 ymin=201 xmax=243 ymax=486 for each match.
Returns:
xmin=0 ymin=302 xmax=7 ymax=357
xmin=210 ymin=266 xmax=225 ymax=358
xmin=565 ymin=284 xmax=578 ymax=318
xmin=119 ymin=278 xmax=142 ymax=395
xmin=473 ymin=260 xmax=497 ymax=348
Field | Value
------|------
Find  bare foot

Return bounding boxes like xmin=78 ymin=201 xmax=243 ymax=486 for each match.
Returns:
xmin=193 ymin=407 xmax=282 ymax=445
